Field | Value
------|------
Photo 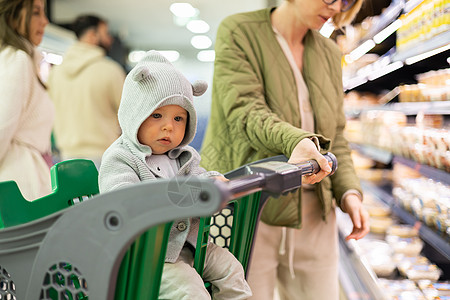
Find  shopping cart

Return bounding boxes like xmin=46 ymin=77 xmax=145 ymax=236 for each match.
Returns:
xmin=0 ymin=153 xmax=336 ymax=300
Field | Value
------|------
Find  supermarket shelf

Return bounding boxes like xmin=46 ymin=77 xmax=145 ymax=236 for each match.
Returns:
xmin=337 ymin=211 xmax=385 ymax=300
xmin=338 ymin=234 xmax=380 ymax=300
xmin=351 ymin=143 xmax=450 ymax=184
xmin=357 ymin=0 xmax=404 ymax=44
xmin=350 ymin=143 xmax=393 ymax=165
xmin=343 ymin=31 xmax=450 ymax=91
xmin=403 ymin=0 xmax=424 ymax=13
xmin=361 ymin=180 xmax=450 ymax=261
xmin=379 ymin=101 xmax=450 ymax=116
xmin=393 ymin=156 xmax=450 ymax=185
xmin=346 ymin=101 xmax=450 ymax=118
xmin=392 ymin=31 xmax=450 ymax=63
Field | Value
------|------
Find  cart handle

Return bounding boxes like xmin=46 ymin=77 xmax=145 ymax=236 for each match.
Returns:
xmin=224 ymin=152 xmax=337 ymax=200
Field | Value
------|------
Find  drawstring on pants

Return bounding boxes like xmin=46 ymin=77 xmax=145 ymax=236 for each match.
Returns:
xmin=278 ymin=227 xmax=296 ymax=279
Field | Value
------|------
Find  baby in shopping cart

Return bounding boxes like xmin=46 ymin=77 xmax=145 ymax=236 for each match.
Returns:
xmin=98 ymin=50 xmax=251 ymax=299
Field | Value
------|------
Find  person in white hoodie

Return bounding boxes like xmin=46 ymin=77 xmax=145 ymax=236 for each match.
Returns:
xmin=0 ymin=0 xmax=54 ymax=200
xmin=48 ymin=14 xmax=125 ymax=168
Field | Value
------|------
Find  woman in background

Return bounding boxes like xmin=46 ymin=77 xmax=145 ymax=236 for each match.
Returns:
xmin=201 ymin=0 xmax=369 ymax=299
xmin=0 ymin=0 xmax=54 ymax=200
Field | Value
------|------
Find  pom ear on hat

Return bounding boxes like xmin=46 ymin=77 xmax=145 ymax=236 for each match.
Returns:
xmin=192 ymin=80 xmax=208 ymax=96
xmin=132 ymin=66 xmax=151 ymax=82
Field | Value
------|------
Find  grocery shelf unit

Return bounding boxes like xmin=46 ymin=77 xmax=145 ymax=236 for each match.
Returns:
xmin=343 ymin=0 xmax=450 ymax=94
xmin=348 ymin=142 xmax=450 ymax=271
xmin=339 ymin=143 xmax=450 ymax=298
xmin=338 ymin=214 xmax=386 ymax=300
xmin=340 ymin=0 xmax=450 ymax=297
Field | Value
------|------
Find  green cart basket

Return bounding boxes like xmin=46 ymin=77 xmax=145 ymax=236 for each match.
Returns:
xmin=0 ymin=153 xmax=336 ymax=300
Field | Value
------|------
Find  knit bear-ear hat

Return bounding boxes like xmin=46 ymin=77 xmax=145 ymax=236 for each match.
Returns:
xmin=118 ymin=50 xmax=207 ymax=149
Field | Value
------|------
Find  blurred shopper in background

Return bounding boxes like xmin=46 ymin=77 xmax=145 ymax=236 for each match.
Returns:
xmin=48 ymin=14 xmax=125 ymax=168
xmin=0 ymin=0 xmax=54 ymax=200
xmin=200 ymin=0 xmax=369 ymax=299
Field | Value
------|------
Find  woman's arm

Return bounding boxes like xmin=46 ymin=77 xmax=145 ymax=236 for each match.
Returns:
xmin=213 ymin=21 xmax=324 ymax=158
xmin=0 ymin=50 xmax=32 ymax=160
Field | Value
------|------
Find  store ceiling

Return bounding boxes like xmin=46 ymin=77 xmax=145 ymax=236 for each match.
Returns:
xmin=49 ymin=0 xmax=268 ymax=60
xmin=48 ymin=0 xmax=392 ymax=61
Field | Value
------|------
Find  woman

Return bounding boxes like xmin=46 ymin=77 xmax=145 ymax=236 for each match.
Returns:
xmin=0 ymin=0 xmax=54 ymax=200
xmin=200 ymin=0 xmax=370 ymax=299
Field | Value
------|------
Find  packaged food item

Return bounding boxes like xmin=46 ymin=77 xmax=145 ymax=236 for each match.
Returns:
xmin=365 ymin=203 xmax=391 ymax=218
xmin=378 ymin=278 xmax=426 ymax=299
xmin=395 ymin=254 xmax=431 ymax=276
xmin=357 ymin=239 xmax=396 ymax=277
xmin=404 ymin=263 xmax=442 ymax=282
xmin=418 ymin=280 xmax=450 ymax=300
xmin=386 ymin=235 xmax=424 ymax=256
xmin=387 ymin=225 xmax=419 ymax=238
xmin=370 ymin=216 xmax=394 ymax=234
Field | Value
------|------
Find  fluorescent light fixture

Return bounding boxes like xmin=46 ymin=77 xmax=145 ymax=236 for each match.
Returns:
xmin=373 ymin=19 xmax=402 ymax=44
xmin=405 ymin=43 xmax=450 ymax=65
xmin=319 ymin=20 xmax=335 ymax=38
xmin=344 ymin=54 xmax=354 ymax=64
xmin=170 ymin=3 xmax=196 ymax=18
xmin=43 ymin=52 xmax=63 ymax=65
xmin=187 ymin=20 xmax=210 ymax=34
xmin=349 ymin=39 xmax=376 ymax=61
xmin=367 ymin=61 xmax=403 ymax=81
xmin=191 ymin=35 xmax=212 ymax=49
xmin=128 ymin=50 xmax=147 ymax=63
xmin=343 ymin=76 xmax=368 ymax=90
xmin=158 ymin=50 xmax=180 ymax=62
xmin=197 ymin=50 xmax=215 ymax=62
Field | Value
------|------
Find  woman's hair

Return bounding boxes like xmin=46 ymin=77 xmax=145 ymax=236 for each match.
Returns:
xmin=0 ymin=0 xmax=46 ymax=88
xmin=0 ymin=0 xmax=34 ymax=55
xmin=332 ymin=0 xmax=364 ymax=28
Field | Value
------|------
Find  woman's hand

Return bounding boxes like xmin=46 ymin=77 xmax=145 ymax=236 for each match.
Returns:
xmin=288 ymin=138 xmax=332 ymax=184
xmin=342 ymin=194 xmax=370 ymax=240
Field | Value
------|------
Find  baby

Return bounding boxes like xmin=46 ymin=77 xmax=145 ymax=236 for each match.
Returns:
xmin=99 ymin=51 xmax=251 ymax=299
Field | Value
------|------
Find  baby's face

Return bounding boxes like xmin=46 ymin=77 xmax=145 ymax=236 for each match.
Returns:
xmin=137 ymin=105 xmax=188 ymax=154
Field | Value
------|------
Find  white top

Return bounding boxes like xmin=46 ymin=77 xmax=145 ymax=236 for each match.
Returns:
xmin=0 ymin=46 xmax=55 ymax=200
xmin=273 ymin=27 xmax=315 ymax=133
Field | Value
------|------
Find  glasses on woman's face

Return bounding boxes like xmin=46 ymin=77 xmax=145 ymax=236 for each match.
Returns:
xmin=322 ymin=0 xmax=356 ymax=12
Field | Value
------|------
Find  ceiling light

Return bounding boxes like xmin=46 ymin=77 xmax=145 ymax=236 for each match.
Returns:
xmin=197 ymin=50 xmax=215 ymax=62
xmin=349 ymin=39 xmax=376 ymax=62
xmin=187 ymin=20 xmax=210 ymax=34
xmin=373 ymin=19 xmax=402 ymax=44
xmin=367 ymin=61 xmax=403 ymax=81
xmin=191 ymin=35 xmax=212 ymax=49
xmin=157 ymin=50 xmax=180 ymax=62
xmin=170 ymin=3 xmax=196 ymax=18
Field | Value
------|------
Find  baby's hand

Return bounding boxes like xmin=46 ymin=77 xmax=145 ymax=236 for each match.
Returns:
xmin=212 ymin=176 xmax=229 ymax=182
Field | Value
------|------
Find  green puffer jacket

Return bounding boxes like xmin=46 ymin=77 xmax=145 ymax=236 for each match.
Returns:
xmin=200 ymin=7 xmax=362 ymax=227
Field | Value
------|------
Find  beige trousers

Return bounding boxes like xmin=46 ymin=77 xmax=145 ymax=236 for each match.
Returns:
xmin=247 ymin=190 xmax=339 ymax=300
xmin=159 ymin=243 xmax=252 ymax=299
